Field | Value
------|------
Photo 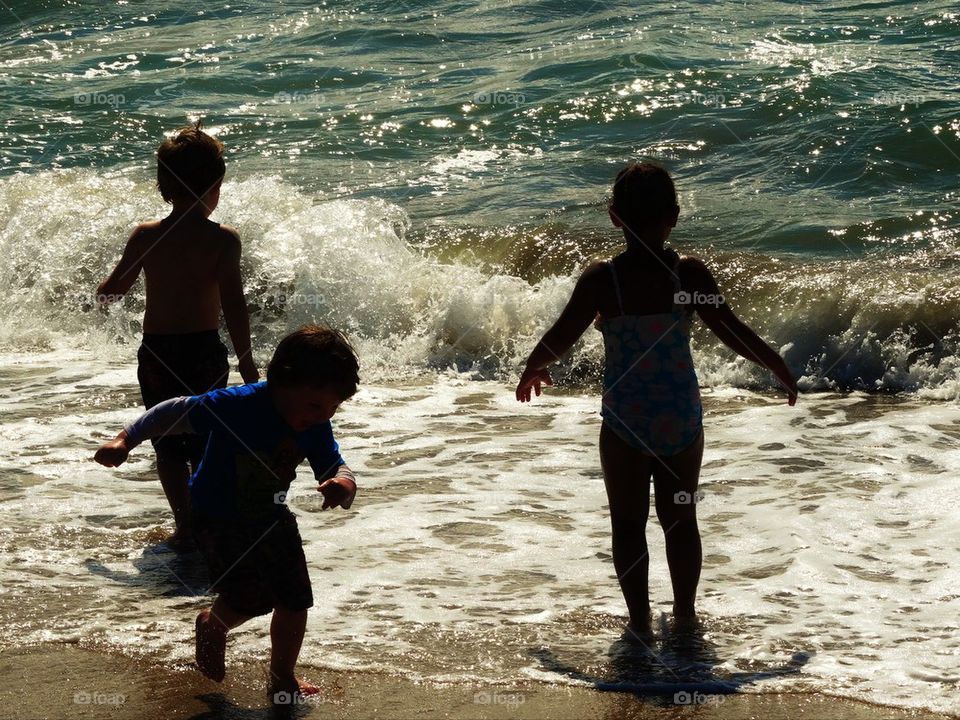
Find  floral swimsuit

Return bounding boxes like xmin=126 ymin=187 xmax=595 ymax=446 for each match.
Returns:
xmin=597 ymin=249 xmax=703 ymax=456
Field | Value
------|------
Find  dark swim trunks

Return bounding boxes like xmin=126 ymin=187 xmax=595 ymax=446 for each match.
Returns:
xmin=192 ymin=507 xmax=314 ymax=617
xmin=137 ymin=329 xmax=229 ymax=465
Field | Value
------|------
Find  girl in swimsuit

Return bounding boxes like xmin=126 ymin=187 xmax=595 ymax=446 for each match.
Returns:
xmin=516 ymin=162 xmax=797 ymax=636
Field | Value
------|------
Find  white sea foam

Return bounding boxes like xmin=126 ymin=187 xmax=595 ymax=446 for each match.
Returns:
xmin=1 ymin=355 xmax=958 ymax=716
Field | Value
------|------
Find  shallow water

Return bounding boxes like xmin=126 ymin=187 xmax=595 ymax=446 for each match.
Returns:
xmin=1 ymin=1 xmax=959 ymax=716
xmin=1 ymin=354 xmax=958 ymax=715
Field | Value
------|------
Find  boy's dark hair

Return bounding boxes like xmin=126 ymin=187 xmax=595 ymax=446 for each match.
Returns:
xmin=267 ymin=325 xmax=360 ymax=399
xmin=156 ymin=122 xmax=225 ymax=204
xmin=609 ymin=162 xmax=678 ymax=232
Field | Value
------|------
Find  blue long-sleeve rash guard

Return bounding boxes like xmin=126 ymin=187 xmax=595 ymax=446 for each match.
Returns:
xmin=124 ymin=382 xmax=352 ymax=520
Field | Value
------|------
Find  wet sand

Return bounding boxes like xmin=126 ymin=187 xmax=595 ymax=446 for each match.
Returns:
xmin=0 ymin=645 xmax=953 ymax=720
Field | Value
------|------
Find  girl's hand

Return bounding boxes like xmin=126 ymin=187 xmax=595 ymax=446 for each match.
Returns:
xmin=94 ymin=436 xmax=131 ymax=467
xmin=516 ymin=367 xmax=553 ymax=402
xmin=318 ymin=476 xmax=356 ymax=510
xmin=773 ymin=360 xmax=798 ymax=406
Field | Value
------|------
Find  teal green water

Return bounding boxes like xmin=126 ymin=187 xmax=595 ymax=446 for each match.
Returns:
xmin=0 ymin=2 xmax=958 ymax=391
xmin=2 ymin=1 xmax=957 ymax=250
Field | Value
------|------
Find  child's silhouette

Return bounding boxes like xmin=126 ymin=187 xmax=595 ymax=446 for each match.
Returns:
xmin=97 ymin=123 xmax=258 ymax=550
xmin=516 ymin=162 xmax=796 ymax=635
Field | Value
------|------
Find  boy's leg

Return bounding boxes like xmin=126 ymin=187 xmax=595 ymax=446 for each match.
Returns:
xmin=651 ymin=430 xmax=704 ymax=622
xmin=267 ymin=606 xmax=319 ymax=697
xmin=139 ymin=332 xmax=228 ymax=548
xmin=195 ymin=596 xmax=252 ymax=682
xmin=599 ymin=422 xmax=654 ymax=634
xmin=156 ymin=455 xmax=193 ymax=545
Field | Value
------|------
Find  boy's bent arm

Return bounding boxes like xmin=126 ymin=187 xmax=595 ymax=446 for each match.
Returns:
xmin=683 ymin=257 xmax=797 ymax=404
xmin=97 ymin=226 xmax=146 ymax=302
xmin=317 ymin=463 xmax=356 ymax=510
xmin=307 ymin=423 xmax=356 ymax=509
xmin=123 ymin=396 xmax=197 ymax=444
xmin=94 ymin=396 xmax=197 ymax=467
xmin=217 ymin=228 xmax=258 ymax=383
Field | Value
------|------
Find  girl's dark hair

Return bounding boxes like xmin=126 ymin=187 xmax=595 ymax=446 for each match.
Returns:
xmin=267 ymin=324 xmax=360 ymax=399
xmin=608 ymin=162 xmax=678 ymax=235
xmin=156 ymin=121 xmax=225 ymax=203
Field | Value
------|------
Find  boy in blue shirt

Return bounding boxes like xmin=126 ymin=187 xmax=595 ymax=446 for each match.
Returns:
xmin=94 ymin=325 xmax=358 ymax=703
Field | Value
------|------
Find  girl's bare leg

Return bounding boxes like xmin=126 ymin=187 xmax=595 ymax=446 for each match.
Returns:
xmin=651 ymin=430 xmax=704 ymax=622
xmin=599 ymin=422 xmax=654 ymax=634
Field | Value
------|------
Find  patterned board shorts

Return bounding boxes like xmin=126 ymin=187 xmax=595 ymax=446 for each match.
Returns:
xmin=137 ymin=330 xmax=229 ymax=465
xmin=192 ymin=506 xmax=314 ymax=618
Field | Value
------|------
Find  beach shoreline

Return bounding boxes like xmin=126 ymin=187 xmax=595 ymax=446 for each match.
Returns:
xmin=0 ymin=644 xmax=954 ymax=720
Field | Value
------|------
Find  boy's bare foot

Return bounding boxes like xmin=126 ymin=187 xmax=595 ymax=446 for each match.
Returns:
xmin=269 ymin=676 xmax=321 ymax=705
xmin=195 ymin=610 xmax=226 ymax=682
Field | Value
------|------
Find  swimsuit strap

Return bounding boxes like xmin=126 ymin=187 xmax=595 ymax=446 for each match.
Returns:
xmin=608 ymin=261 xmax=625 ymax=316
xmin=666 ymin=248 xmax=685 ymax=313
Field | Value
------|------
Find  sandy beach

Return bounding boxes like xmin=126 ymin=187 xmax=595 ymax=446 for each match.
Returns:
xmin=1 ymin=644 xmax=954 ymax=720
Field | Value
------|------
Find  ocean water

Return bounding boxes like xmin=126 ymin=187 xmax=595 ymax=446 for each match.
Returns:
xmin=0 ymin=1 xmax=959 ymax=717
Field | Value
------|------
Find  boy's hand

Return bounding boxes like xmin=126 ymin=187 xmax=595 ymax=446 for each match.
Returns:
xmin=94 ymin=433 xmax=134 ymax=467
xmin=772 ymin=359 xmax=798 ymax=406
xmin=516 ymin=366 xmax=552 ymax=402
xmin=318 ymin=476 xmax=356 ymax=510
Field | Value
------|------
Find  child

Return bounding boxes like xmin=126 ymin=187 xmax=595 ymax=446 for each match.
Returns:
xmin=94 ymin=324 xmax=359 ymax=702
xmin=97 ymin=123 xmax=259 ymax=550
xmin=515 ymin=162 xmax=797 ymax=636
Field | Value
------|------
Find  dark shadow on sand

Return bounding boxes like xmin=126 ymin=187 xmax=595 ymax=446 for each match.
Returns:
xmin=187 ymin=692 xmax=314 ymax=720
xmin=530 ymin=617 xmax=811 ymax=700
xmin=84 ymin=541 xmax=210 ymax=598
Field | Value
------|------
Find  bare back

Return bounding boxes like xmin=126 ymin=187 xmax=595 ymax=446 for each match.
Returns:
xmin=137 ymin=216 xmax=232 ymax=334
xmin=595 ymin=250 xmax=693 ymax=320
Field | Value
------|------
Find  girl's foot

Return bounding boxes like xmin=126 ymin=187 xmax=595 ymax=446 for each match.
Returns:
xmin=670 ymin=609 xmax=700 ymax=634
xmin=624 ymin=607 xmax=653 ymax=638
xmin=166 ymin=531 xmax=195 ymax=552
xmin=195 ymin=610 xmax=227 ymax=682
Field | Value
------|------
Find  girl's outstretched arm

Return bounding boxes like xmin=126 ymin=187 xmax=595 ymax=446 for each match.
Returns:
xmin=682 ymin=257 xmax=797 ymax=405
xmin=516 ymin=263 xmax=603 ymax=402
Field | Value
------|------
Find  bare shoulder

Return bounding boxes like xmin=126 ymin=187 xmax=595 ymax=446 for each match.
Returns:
xmin=213 ymin=223 xmax=242 ymax=256
xmin=215 ymin=223 xmax=242 ymax=244
xmin=578 ymin=259 xmax=609 ymax=285
xmin=119 ymin=222 xmax=160 ymax=257
xmin=678 ymin=254 xmax=718 ymax=292
xmin=129 ymin=220 xmax=160 ymax=242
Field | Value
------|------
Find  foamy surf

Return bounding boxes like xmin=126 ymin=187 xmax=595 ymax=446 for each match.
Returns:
xmin=1 ymin=353 xmax=958 ymax=716
xmin=1 ymin=169 xmax=959 ymax=396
